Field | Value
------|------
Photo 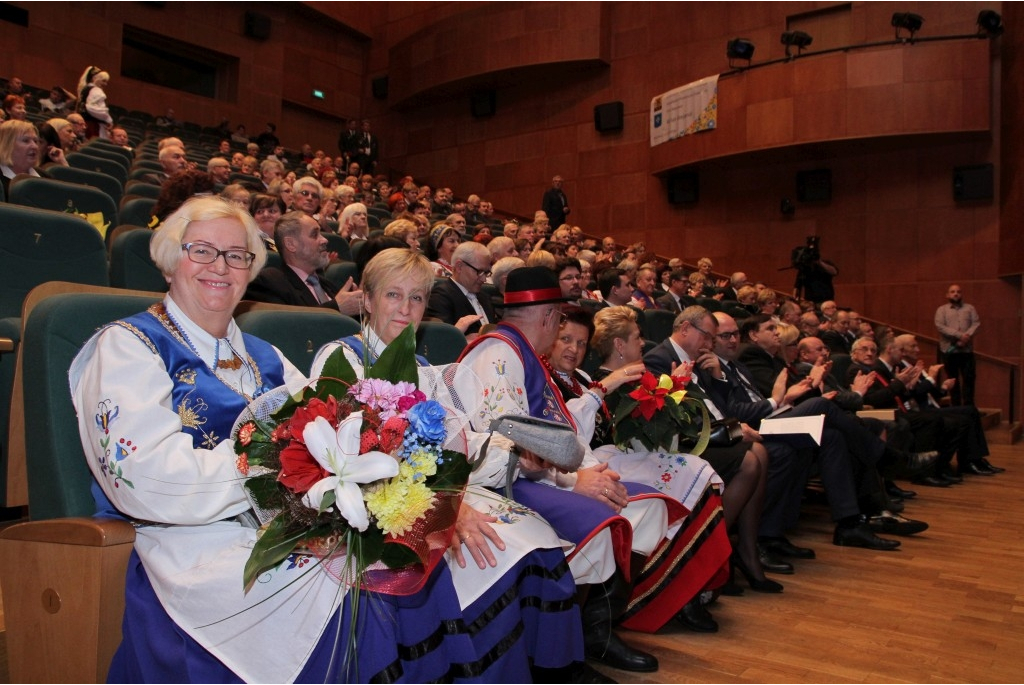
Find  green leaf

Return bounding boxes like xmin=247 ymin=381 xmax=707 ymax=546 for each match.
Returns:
xmin=689 ymin=402 xmax=712 ymax=456
xmin=243 ymin=515 xmax=308 ymax=590
xmin=244 ymin=474 xmax=282 ymax=509
xmin=315 ymin=345 xmax=358 ymax=398
xmin=367 ymin=326 xmax=418 ymax=384
xmin=428 ymin=450 xmax=472 ymax=490
xmin=381 ymin=542 xmax=419 ymax=569
xmin=318 ymin=489 xmax=336 ymax=514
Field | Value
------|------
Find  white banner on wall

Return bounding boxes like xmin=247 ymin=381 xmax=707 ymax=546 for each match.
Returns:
xmin=650 ymin=75 xmax=719 ymax=147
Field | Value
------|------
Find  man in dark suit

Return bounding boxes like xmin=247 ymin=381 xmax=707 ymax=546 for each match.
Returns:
xmin=426 ymin=241 xmax=496 ymax=339
xmin=244 ymin=211 xmax=362 ymax=314
xmin=656 ymin=269 xmax=689 ymax=313
xmin=820 ymin=310 xmax=852 ymax=355
xmin=353 ymin=119 xmax=378 ymax=173
xmin=709 ymin=311 xmax=926 ymax=550
xmin=541 ymin=175 xmax=570 ymax=228
xmin=645 ymin=308 xmax=903 ymax=559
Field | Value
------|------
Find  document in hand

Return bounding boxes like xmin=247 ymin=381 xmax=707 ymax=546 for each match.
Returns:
xmin=759 ymin=414 xmax=825 ymax=449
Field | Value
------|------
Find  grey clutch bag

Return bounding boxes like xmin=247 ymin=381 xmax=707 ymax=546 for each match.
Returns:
xmin=487 ymin=415 xmax=585 ymax=497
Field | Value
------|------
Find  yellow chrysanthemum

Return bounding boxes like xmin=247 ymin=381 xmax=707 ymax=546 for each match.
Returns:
xmin=366 ymin=478 xmax=435 ymax=536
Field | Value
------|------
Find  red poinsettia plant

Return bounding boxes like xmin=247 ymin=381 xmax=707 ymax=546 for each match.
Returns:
xmin=610 ymin=369 xmax=710 ymax=454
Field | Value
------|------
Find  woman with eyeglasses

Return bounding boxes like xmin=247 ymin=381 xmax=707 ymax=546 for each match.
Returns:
xmin=583 ymin=307 xmax=782 ymax=598
xmin=74 ymin=197 xmax=581 ymax=682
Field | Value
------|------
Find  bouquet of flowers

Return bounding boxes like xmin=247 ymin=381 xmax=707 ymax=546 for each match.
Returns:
xmin=609 ymin=369 xmax=711 ymax=455
xmin=232 ymin=327 xmax=472 ymax=593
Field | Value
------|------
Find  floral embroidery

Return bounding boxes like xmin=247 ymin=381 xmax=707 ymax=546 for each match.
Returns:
xmin=489 ymin=498 xmax=532 ymax=525
xmin=94 ymin=400 xmax=136 ymax=489
xmin=177 ymin=393 xmax=209 ymax=430
xmin=652 ymin=451 xmax=690 ymax=493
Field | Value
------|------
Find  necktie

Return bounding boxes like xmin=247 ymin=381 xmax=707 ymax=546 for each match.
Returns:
xmin=306 ymin=274 xmax=329 ymax=304
xmin=726 ymin=362 xmax=764 ymax=402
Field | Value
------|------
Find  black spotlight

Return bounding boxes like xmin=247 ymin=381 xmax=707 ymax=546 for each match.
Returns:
xmin=727 ymin=38 xmax=755 ymax=68
xmin=780 ymin=30 xmax=813 ymax=57
xmin=977 ymin=10 xmax=1003 ymax=37
xmin=892 ymin=12 xmax=924 ymax=40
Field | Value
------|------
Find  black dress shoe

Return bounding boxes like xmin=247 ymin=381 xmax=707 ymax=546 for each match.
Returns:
xmin=757 ymin=545 xmax=795 ymax=574
xmin=676 ymin=598 xmax=719 ymax=633
xmin=733 ymin=554 xmax=784 ymax=593
xmin=960 ymin=462 xmax=996 ymax=476
xmin=882 ymin=449 xmax=939 ymax=478
xmin=760 ymin=536 xmax=816 ymax=559
xmin=868 ymin=512 xmax=929 ymax=536
xmin=833 ymin=521 xmax=901 ymax=550
xmin=981 ymin=458 xmax=1005 ymax=473
xmin=885 ymin=481 xmax=918 ymax=499
xmin=912 ymin=475 xmax=950 ymax=488
xmin=585 ymin=633 xmax=659 ymax=672
xmin=938 ymin=471 xmax=963 ymax=484
xmin=887 ymin=498 xmax=905 ymax=514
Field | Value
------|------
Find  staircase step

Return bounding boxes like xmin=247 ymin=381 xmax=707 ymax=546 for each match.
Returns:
xmin=985 ymin=420 xmax=1021 ymax=445
xmin=979 ymin=407 xmax=1002 ymax=430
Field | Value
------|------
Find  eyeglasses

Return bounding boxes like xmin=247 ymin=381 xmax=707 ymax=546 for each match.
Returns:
xmin=716 ymin=331 xmax=740 ymax=341
xmin=296 ymin=189 xmax=317 ymax=198
xmin=181 ymin=242 xmax=255 ymax=269
xmin=549 ymin=308 xmax=568 ymax=325
xmin=691 ymin=323 xmax=715 ymax=339
xmin=559 ymin=274 xmax=582 ymax=282
xmin=460 ymin=261 xmax=492 ymax=278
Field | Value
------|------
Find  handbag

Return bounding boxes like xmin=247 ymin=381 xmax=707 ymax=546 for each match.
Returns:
xmin=485 ymin=415 xmax=585 ymax=498
xmin=708 ymin=418 xmax=743 ymax=447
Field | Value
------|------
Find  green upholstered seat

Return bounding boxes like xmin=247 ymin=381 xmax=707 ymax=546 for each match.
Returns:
xmin=46 ymin=164 xmax=123 ymax=206
xmin=7 ymin=176 xmax=119 ymax=237
xmin=414 ymin=321 xmax=467 ymax=365
xmin=235 ymin=307 xmax=360 ymax=375
xmin=109 ymin=228 xmax=168 ymax=292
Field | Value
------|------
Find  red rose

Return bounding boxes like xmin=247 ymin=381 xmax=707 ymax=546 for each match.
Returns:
xmin=379 ymin=416 xmax=409 ymax=453
xmin=397 ymin=389 xmax=426 ymax=412
xmin=278 ymin=441 xmax=330 ymax=494
xmin=288 ymin=398 xmax=338 ymax=444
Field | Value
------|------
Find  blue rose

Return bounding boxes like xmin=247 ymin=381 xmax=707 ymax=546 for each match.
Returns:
xmin=406 ymin=400 xmax=447 ymax=443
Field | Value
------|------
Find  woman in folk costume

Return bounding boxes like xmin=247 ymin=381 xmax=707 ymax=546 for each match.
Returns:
xmin=72 ymin=197 xmax=581 ymax=683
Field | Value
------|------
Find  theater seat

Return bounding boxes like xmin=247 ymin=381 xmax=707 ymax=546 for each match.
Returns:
xmin=415 ymin=321 xmax=467 ymax=365
xmin=235 ymin=305 xmax=360 ymax=374
xmin=46 ymin=164 xmax=123 ymax=206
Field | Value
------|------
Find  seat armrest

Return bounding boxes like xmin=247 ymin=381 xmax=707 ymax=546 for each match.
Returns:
xmin=0 ymin=516 xmax=136 ymax=546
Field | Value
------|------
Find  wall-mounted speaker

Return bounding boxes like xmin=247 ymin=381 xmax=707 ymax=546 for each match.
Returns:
xmin=244 ymin=11 xmax=271 ymax=40
xmin=471 ymin=91 xmax=496 ymax=118
xmin=953 ymin=164 xmax=994 ymax=201
xmin=371 ymin=76 xmax=389 ymax=100
xmin=667 ymin=171 xmax=699 ymax=204
xmin=594 ymin=101 xmax=624 ymax=133
xmin=796 ymin=168 xmax=831 ymax=202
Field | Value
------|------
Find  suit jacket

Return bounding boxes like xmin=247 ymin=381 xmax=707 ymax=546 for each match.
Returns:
xmin=426 ymin=278 xmax=496 ymax=336
xmin=790 ymin=361 xmax=863 ymax=412
xmin=715 ymin=359 xmax=777 ymax=428
xmin=820 ymin=329 xmax=851 ymax=355
xmin=244 ymin=265 xmax=342 ymax=310
xmin=643 ymin=338 xmax=682 ymax=377
xmin=849 ymin=360 xmax=907 ymax=409
xmin=656 ymin=292 xmax=683 ymax=313
xmin=541 ymin=187 xmax=569 ymax=228
xmin=737 ymin=344 xmax=783 ymax=398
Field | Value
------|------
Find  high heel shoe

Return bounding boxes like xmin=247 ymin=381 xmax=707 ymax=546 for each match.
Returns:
xmin=733 ymin=554 xmax=784 ymax=593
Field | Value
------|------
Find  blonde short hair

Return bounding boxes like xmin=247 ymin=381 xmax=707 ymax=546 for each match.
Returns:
xmin=150 ymin=196 xmax=267 ymax=280
xmin=383 ymin=218 xmax=417 ymax=242
xmin=591 ymin=306 xmax=639 ymax=360
xmin=0 ymin=120 xmax=37 ymax=167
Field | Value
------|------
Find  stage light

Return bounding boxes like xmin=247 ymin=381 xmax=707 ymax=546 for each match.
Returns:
xmin=780 ymin=30 xmax=813 ymax=57
xmin=727 ymin=38 xmax=755 ymax=68
xmin=892 ymin=12 xmax=924 ymax=40
xmin=977 ymin=10 xmax=1003 ymax=37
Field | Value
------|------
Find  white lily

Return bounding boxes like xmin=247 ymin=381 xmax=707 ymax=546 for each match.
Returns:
xmin=301 ymin=415 xmax=400 ymax=531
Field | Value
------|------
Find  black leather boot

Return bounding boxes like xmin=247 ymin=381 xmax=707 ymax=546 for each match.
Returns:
xmin=581 ymin=573 xmax=658 ymax=673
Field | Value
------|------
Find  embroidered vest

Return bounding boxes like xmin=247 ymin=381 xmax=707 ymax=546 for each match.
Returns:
xmin=92 ymin=305 xmax=285 ymax=518
xmin=460 ymin=323 xmax=576 ymax=429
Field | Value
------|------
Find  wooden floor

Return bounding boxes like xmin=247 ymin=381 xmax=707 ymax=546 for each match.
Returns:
xmin=602 ymin=442 xmax=1024 ymax=684
xmin=0 ymin=445 xmax=1021 ymax=683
